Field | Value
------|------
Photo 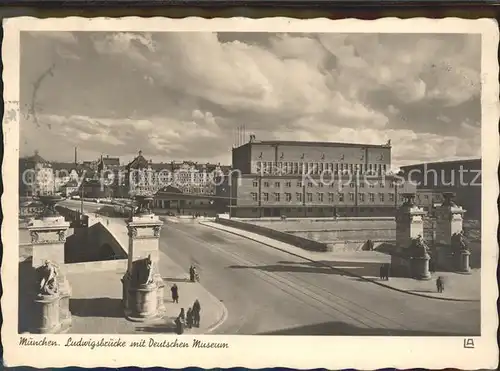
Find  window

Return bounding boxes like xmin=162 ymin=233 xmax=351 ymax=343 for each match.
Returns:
xmin=274 ymin=182 xmax=280 ymax=188
xmin=297 ymin=181 xmax=302 ymax=187
xmin=285 ymin=181 xmax=291 ymax=188
xmin=424 ymin=195 xmax=429 ymax=200
xmin=379 ymin=193 xmax=385 ymax=202
xmin=308 ymin=182 xmax=313 ymax=187
xmin=328 ymin=193 xmax=334 ymax=203
xmin=359 ymin=193 xmax=365 ymax=202
xmin=319 ymin=183 xmax=324 ymax=188
xmin=369 ymin=183 xmax=375 ymax=188
xmin=252 ymin=180 xmax=258 ymax=187
xmin=307 ymin=193 xmax=313 ymax=202
xmin=296 ymin=192 xmax=302 ymax=202
xmin=251 ymin=192 xmax=258 ymax=201
xmin=349 ymin=192 xmax=355 ymax=202
xmin=379 ymin=182 xmax=385 ymax=188
xmin=264 ymin=181 xmax=270 ymax=187
xmin=350 ymin=183 xmax=355 ymax=188
xmin=359 ymin=182 xmax=365 ymax=188
xmin=318 ymin=193 xmax=324 ymax=202
xmin=369 ymin=193 xmax=375 ymax=202
xmin=274 ymin=193 xmax=280 ymax=202
xmin=285 ymin=193 xmax=292 ymax=202
xmin=389 ymin=193 xmax=395 ymax=201
xmin=263 ymin=192 xmax=269 ymax=201
xmin=399 ymin=194 xmax=404 ymax=201
xmin=338 ymin=193 xmax=345 ymax=202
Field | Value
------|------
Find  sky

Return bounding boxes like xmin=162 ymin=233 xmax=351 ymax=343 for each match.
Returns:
xmin=19 ymin=31 xmax=481 ymax=169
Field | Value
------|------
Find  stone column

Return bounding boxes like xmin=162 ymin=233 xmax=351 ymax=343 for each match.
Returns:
xmin=393 ymin=193 xmax=430 ymax=279
xmin=122 ymin=196 xmax=165 ymax=321
xmin=28 ymin=195 xmax=72 ymax=333
xmin=434 ymin=192 xmax=470 ymax=273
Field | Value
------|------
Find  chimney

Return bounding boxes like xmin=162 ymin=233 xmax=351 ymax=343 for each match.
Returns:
xmin=74 ymin=147 xmax=78 ymax=164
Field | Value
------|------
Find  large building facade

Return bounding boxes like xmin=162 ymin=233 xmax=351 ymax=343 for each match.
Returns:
xmin=228 ymin=138 xmax=414 ymax=217
xmin=400 ymin=158 xmax=481 ymax=220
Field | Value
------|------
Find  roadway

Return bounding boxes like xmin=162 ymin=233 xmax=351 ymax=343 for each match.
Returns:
xmin=59 ymin=200 xmax=480 ymax=336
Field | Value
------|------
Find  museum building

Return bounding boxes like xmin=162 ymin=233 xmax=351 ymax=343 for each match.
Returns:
xmin=226 ymin=137 xmax=414 ymax=218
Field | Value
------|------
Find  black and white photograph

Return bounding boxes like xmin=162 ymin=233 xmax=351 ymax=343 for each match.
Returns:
xmin=2 ymin=17 xmax=498 ymax=369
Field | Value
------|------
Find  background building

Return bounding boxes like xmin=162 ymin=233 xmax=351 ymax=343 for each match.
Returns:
xmin=400 ymin=158 xmax=481 ymax=220
xmin=19 ymin=151 xmax=55 ymax=197
xmin=228 ymin=137 xmax=414 ymax=217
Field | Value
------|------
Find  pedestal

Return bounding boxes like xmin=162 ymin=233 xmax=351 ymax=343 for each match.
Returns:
xmin=434 ymin=192 xmax=468 ymax=273
xmin=58 ymin=277 xmax=72 ymax=332
xmin=28 ymin=208 xmax=73 ymax=333
xmin=32 ymin=294 xmax=61 ymax=334
xmin=411 ymin=255 xmax=432 ymax=280
xmin=122 ymin=204 xmax=164 ymax=322
xmin=457 ymin=250 xmax=472 ymax=274
xmin=124 ymin=281 xmax=159 ymax=321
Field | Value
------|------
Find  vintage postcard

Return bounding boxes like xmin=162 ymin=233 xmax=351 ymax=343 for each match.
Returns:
xmin=2 ymin=16 xmax=499 ymax=369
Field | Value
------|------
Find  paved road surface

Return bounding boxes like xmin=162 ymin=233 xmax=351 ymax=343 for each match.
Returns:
xmin=59 ymin=200 xmax=480 ymax=336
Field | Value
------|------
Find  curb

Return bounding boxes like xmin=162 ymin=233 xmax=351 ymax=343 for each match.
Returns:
xmin=200 ymin=221 xmax=479 ymax=303
xmin=205 ymin=298 xmax=229 ymax=334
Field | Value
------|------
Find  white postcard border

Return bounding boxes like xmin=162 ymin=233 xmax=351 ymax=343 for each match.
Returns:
xmin=2 ymin=17 xmax=499 ymax=369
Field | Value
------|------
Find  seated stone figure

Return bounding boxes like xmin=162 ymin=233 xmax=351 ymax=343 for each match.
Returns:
xmin=36 ymin=260 xmax=59 ymax=296
xmin=409 ymin=235 xmax=430 ymax=258
xmin=451 ymin=230 xmax=469 ymax=253
xmin=130 ymin=254 xmax=156 ymax=287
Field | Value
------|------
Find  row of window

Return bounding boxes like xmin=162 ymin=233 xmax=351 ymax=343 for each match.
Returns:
xmin=249 ymin=192 xmax=402 ymax=203
xmin=255 ymin=161 xmax=389 ymax=176
xmin=252 ymin=180 xmax=401 ymax=188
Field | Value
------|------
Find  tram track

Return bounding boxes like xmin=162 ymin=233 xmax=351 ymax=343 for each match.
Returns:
xmin=171 ymin=225 xmax=410 ymax=333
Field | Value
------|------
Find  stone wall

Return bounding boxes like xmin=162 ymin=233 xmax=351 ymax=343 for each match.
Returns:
xmin=216 ymin=217 xmax=330 ymax=252
xmin=241 ymin=217 xmax=396 ymax=251
xmin=65 ymin=222 xmax=127 ymax=263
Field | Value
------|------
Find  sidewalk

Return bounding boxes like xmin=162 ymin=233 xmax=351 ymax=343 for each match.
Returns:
xmin=200 ymin=221 xmax=480 ymax=302
xmin=65 ymin=215 xmax=227 ymax=334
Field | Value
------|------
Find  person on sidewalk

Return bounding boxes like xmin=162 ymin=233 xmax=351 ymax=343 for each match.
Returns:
xmin=189 ymin=265 xmax=196 ymax=282
xmin=186 ymin=307 xmax=193 ymax=329
xmin=171 ymin=284 xmax=179 ymax=303
xmin=436 ymin=276 xmax=445 ymax=293
xmin=192 ymin=299 xmax=201 ymax=328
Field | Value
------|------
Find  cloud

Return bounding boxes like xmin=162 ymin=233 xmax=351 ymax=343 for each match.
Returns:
xmin=19 ymin=31 xmax=481 ymax=166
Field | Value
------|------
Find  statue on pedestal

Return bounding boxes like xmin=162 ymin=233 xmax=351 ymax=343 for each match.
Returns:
xmin=36 ymin=260 xmax=59 ymax=296
xmin=133 ymin=194 xmax=154 ymax=216
xmin=409 ymin=234 xmax=430 ymax=258
xmin=37 ymin=194 xmax=64 ymax=218
xmin=130 ymin=254 xmax=156 ymax=287
xmin=442 ymin=192 xmax=457 ymax=207
xmin=451 ymin=230 xmax=469 ymax=253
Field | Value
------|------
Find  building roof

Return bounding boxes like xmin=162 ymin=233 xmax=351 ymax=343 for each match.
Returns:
xmin=235 ymin=140 xmax=392 ymax=150
xmin=62 ymin=179 xmax=80 ymax=187
xmin=148 ymin=161 xmax=231 ymax=173
xmin=126 ymin=151 xmax=150 ymax=169
xmin=99 ymin=156 xmax=120 ymax=167
xmin=51 ymin=162 xmax=79 ymax=172
xmin=20 ymin=151 xmax=50 ymax=165
xmin=400 ymin=158 xmax=481 ymax=170
xmin=155 ymin=185 xmax=183 ymax=195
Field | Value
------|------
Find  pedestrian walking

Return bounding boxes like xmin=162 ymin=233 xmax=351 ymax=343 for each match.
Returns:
xmin=436 ymin=276 xmax=445 ymax=293
xmin=379 ymin=264 xmax=385 ymax=280
xmin=186 ymin=307 xmax=193 ymax=329
xmin=192 ymin=299 xmax=201 ymax=328
xmin=385 ymin=264 xmax=390 ymax=281
xmin=171 ymin=284 xmax=179 ymax=303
